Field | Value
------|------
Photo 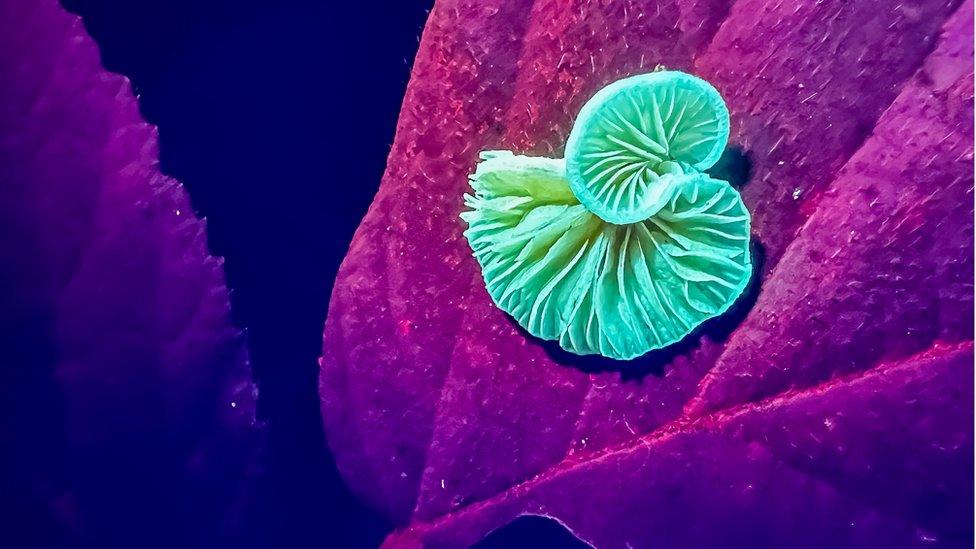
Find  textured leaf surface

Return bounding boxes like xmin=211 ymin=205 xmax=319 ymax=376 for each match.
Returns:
xmin=388 ymin=342 xmax=973 ymax=547
xmin=320 ymin=0 xmax=973 ymax=546
xmin=0 ymin=2 xmax=260 ymax=546
xmin=463 ymin=152 xmax=751 ymax=359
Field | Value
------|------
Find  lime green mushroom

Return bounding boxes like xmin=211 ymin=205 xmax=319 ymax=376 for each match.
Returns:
xmin=565 ymin=71 xmax=730 ymax=225
xmin=462 ymin=72 xmax=751 ymax=360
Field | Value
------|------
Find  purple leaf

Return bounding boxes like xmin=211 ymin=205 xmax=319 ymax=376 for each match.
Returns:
xmin=320 ymin=0 xmax=973 ymax=546
xmin=0 ymin=1 xmax=260 ymax=545
xmin=388 ymin=342 xmax=973 ymax=547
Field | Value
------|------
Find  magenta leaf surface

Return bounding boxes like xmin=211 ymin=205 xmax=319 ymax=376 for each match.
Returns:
xmin=321 ymin=0 xmax=974 ymax=546
xmin=1 ymin=2 xmax=261 ymax=546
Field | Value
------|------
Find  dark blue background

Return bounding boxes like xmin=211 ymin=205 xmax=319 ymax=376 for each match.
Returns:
xmin=53 ymin=3 xmax=595 ymax=547
xmin=61 ymin=1 xmax=432 ymax=546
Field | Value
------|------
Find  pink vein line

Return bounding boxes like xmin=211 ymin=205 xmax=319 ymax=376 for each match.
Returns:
xmin=394 ymin=339 xmax=973 ymax=538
